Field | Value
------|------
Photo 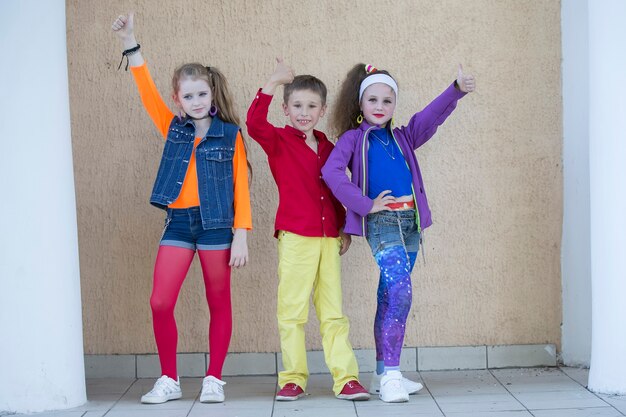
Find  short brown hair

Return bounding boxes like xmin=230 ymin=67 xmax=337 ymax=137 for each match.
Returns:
xmin=283 ymin=75 xmax=328 ymax=105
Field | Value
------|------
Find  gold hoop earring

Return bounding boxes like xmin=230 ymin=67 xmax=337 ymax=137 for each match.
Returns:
xmin=356 ymin=114 xmax=363 ymax=124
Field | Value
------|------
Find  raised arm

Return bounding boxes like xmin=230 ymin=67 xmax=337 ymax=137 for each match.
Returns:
xmin=112 ymin=12 xmax=173 ymax=137
xmin=245 ymin=58 xmax=295 ymax=155
xmin=399 ymin=64 xmax=475 ymax=150
xmin=261 ymin=58 xmax=295 ymax=96
xmin=111 ymin=12 xmax=144 ymax=68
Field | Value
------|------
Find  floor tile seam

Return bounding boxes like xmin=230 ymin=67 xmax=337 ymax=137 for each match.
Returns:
xmin=417 ymin=370 xmax=446 ymax=416
xmin=269 ymin=358 xmax=285 ymax=416
xmin=270 ymin=376 xmax=278 ymax=416
xmin=487 ymin=368 xmax=535 ymax=416
xmin=274 ymin=401 xmax=356 ymax=408
xmin=527 ymin=406 xmax=614 ymax=411
xmin=609 ymin=402 xmax=626 ymax=417
xmin=509 ymin=387 xmax=603 ymax=395
xmin=610 ymin=399 xmax=626 ymax=417
xmin=557 ymin=366 xmax=588 ymax=389
xmin=185 ymin=386 xmax=203 ymax=417
xmin=352 ymin=398 xmax=359 ymax=417
xmin=520 ymin=399 xmax=622 ymax=416
xmin=557 ymin=367 xmax=626 ymax=415
xmin=101 ymin=378 xmax=139 ymax=416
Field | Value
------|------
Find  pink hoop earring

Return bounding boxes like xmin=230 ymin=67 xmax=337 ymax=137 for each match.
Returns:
xmin=209 ymin=105 xmax=218 ymax=117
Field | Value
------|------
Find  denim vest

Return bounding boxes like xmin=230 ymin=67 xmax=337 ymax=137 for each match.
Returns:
xmin=150 ymin=116 xmax=239 ymax=229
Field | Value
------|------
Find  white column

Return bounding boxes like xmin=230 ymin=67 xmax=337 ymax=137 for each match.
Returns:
xmin=0 ymin=0 xmax=87 ymax=413
xmin=560 ymin=0 xmax=591 ymax=367
xmin=587 ymin=0 xmax=626 ymax=395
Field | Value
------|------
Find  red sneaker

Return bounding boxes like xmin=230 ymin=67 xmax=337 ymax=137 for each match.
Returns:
xmin=336 ymin=380 xmax=371 ymax=401
xmin=276 ymin=383 xmax=304 ymax=401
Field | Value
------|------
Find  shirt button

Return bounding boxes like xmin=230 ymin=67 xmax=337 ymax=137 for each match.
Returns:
xmin=321 ymin=196 xmax=324 ymax=200
xmin=322 ymin=217 xmax=325 ymax=220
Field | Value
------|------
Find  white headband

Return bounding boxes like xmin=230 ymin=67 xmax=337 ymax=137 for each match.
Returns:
xmin=359 ymin=74 xmax=398 ymax=101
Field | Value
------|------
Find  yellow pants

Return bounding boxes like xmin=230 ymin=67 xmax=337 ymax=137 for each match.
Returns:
xmin=276 ymin=231 xmax=359 ymax=395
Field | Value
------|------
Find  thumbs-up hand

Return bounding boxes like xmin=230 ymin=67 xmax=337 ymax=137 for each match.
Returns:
xmin=111 ymin=12 xmax=135 ymax=41
xmin=456 ymin=64 xmax=476 ymax=93
xmin=262 ymin=57 xmax=296 ymax=95
xmin=270 ymin=57 xmax=295 ymax=86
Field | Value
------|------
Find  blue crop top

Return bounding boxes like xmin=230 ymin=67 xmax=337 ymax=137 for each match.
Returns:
xmin=367 ymin=128 xmax=413 ymax=199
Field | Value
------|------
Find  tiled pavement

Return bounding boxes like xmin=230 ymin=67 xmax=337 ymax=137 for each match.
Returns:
xmin=5 ymin=368 xmax=626 ymax=417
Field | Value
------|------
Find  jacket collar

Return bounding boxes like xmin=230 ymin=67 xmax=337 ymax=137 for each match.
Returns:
xmin=284 ymin=124 xmax=328 ymax=143
xmin=174 ymin=115 xmax=225 ymax=137
xmin=358 ymin=120 xmax=389 ymax=132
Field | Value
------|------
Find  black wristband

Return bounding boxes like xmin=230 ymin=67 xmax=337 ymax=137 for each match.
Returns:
xmin=117 ymin=44 xmax=141 ymax=71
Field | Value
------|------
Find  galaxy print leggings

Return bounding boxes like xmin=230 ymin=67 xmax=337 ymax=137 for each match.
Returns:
xmin=366 ymin=210 xmax=420 ymax=367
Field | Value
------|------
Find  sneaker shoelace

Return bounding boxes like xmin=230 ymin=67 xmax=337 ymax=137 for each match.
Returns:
xmin=203 ymin=378 xmax=224 ymax=394
xmin=387 ymin=379 xmax=402 ymax=389
xmin=383 ymin=374 xmax=403 ymax=387
xmin=149 ymin=376 xmax=177 ymax=395
xmin=346 ymin=381 xmax=359 ymax=390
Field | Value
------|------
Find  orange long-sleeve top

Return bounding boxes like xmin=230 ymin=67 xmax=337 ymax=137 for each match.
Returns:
xmin=131 ymin=63 xmax=252 ymax=229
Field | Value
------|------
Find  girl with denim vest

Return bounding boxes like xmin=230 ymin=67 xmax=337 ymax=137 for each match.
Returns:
xmin=322 ymin=63 xmax=475 ymax=403
xmin=112 ymin=13 xmax=252 ymax=404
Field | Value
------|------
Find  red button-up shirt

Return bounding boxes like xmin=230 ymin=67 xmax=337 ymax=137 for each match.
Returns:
xmin=246 ymin=90 xmax=345 ymax=238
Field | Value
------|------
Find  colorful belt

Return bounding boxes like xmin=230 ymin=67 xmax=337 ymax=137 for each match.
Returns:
xmin=385 ymin=200 xmax=415 ymax=211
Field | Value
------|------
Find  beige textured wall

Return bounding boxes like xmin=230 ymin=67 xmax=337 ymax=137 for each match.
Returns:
xmin=67 ymin=0 xmax=562 ymax=354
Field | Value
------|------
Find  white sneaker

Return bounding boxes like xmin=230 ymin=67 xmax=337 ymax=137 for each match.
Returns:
xmin=200 ymin=375 xmax=226 ymax=403
xmin=141 ymin=375 xmax=182 ymax=404
xmin=369 ymin=372 xmax=424 ymax=395
xmin=379 ymin=371 xmax=409 ymax=403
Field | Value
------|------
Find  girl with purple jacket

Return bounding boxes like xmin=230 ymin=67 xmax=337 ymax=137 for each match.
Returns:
xmin=322 ymin=63 xmax=475 ymax=403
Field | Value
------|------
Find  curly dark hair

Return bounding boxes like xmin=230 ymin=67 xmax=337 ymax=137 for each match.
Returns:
xmin=330 ymin=63 xmax=394 ymax=138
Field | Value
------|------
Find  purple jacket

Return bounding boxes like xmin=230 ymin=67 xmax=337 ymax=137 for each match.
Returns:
xmin=322 ymin=82 xmax=466 ymax=236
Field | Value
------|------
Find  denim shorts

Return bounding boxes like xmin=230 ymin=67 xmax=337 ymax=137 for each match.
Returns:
xmin=366 ymin=209 xmax=420 ymax=256
xmin=161 ymin=206 xmax=232 ymax=251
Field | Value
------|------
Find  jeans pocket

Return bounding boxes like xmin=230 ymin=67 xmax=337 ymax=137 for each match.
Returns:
xmin=367 ymin=217 xmax=402 ymax=257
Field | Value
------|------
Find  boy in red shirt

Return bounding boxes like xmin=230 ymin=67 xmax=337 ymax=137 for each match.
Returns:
xmin=246 ymin=59 xmax=369 ymax=401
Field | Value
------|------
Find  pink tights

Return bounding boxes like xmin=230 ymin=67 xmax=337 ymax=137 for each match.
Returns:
xmin=150 ymin=245 xmax=232 ymax=379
